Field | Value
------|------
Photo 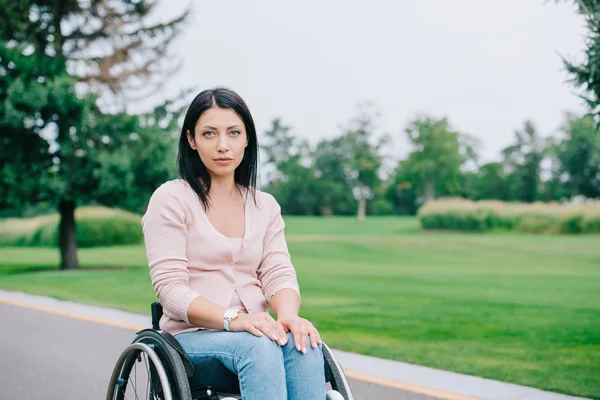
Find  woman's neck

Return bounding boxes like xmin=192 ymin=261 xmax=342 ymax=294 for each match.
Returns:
xmin=208 ymin=176 xmax=240 ymax=201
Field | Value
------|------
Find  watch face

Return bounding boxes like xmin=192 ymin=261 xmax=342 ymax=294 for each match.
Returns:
xmin=224 ymin=309 xmax=238 ymax=320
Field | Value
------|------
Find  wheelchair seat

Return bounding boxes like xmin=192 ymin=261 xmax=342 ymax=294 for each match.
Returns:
xmin=189 ymin=358 xmax=240 ymax=397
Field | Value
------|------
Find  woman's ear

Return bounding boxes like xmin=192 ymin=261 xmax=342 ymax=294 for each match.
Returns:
xmin=186 ymin=129 xmax=196 ymax=150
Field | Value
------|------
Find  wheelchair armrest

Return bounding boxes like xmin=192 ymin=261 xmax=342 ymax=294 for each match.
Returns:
xmin=151 ymin=302 xmax=163 ymax=330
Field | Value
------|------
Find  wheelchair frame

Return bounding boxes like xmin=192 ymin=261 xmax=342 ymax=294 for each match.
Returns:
xmin=106 ymin=302 xmax=354 ymax=400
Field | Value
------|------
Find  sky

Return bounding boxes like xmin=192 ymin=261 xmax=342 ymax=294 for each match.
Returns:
xmin=148 ymin=0 xmax=588 ymax=166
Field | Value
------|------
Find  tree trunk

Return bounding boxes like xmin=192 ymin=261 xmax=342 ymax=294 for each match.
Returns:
xmin=424 ymin=180 xmax=436 ymax=203
xmin=59 ymin=199 xmax=80 ymax=270
xmin=357 ymin=197 xmax=366 ymax=222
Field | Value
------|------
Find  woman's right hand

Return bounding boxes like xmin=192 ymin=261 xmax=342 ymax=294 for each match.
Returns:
xmin=229 ymin=312 xmax=289 ymax=346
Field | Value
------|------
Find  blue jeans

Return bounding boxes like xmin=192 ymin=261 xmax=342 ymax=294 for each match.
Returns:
xmin=176 ymin=330 xmax=326 ymax=400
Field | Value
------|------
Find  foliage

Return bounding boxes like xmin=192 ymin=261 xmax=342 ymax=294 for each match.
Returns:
xmin=261 ymin=106 xmax=387 ymax=218
xmin=501 ymin=121 xmax=546 ymax=202
xmin=418 ymin=198 xmax=600 ymax=234
xmin=387 ymin=116 xmax=477 ymax=211
xmin=561 ymin=0 xmax=600 ymax=118
xmin=0 ymin=0 xmax=186 ymax=268
xmin=553 ymin=113 xmax=600 ymax=198
xmin=0 ymin=206 xmax=143 ymax=247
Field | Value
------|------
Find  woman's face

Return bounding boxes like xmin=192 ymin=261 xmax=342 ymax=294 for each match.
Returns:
xmin=187 ymin=106 xmax=248 ymax=179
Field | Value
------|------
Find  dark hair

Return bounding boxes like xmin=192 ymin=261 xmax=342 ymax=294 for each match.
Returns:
xmin=177 ymin=87 xmax=258 ymax=209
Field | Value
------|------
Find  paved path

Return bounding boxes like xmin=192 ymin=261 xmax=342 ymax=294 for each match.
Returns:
xmin=0 ymin=290 xmax=591 ymax=400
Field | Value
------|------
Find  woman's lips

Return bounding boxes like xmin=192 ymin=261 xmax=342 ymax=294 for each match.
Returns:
xmin=214 ymin=158 xmax=233 ymax=165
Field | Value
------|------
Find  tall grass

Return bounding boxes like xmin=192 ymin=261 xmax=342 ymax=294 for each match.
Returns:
xmin=418 ymin=198 xmax=600 ymax=234
xmin=0 ymin=206 xmax=143 ymax=247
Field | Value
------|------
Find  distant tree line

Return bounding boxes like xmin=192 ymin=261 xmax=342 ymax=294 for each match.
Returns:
xmin=261 ymin=111 xmax=600 ymax=217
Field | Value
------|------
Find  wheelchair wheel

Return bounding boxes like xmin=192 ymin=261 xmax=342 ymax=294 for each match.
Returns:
xmin=107 ymin=330 xmax=192 ymax=400
xmin=322 ymin=343 xmax=354 ymax=400
xmin=106 ymin=342 xmax=172 ymax=400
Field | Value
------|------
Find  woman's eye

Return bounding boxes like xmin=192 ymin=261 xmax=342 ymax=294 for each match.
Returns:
xmin=230 ymin=130 xmax=240 ymax=136
xmin=203 ymin=131 xmax=215 ymax=137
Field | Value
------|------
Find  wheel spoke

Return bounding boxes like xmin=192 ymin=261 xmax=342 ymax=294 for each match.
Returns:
xmin=143 ymin=352 xmax=151 ymax=400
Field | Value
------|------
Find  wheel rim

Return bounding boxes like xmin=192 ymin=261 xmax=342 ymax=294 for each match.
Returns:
xmin=111 ymin=343 xmax=173 ymax=400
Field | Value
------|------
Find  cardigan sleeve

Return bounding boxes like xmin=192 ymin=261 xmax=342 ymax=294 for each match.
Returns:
xmin=141 ymin=184 xmax=200 ymax=324
xmin=257 ymin=194 xmax=301 ymax=302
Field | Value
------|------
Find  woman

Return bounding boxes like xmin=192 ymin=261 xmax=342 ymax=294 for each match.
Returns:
xmin=141 ymin=87 xmax=326 ymax=399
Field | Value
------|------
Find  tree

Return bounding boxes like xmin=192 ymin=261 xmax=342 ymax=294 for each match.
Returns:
xmin=502 ymin=121 xmax=546 ymax=203
xmin=260 ymin=118 xmax=318 ymax=215
xmin=313 ymin=137 xmax=357 ymax=216
xmin=403 ymin=116 xmax=476 ymax=204
xmin=0 ymin=1 xmax=187 ymax=269
xmin=554 ymin=113 xmax=600 ymax=198
xmin=561 ymin=0 xmax=600 ymax=119
xmin=472 ymin=162 xmax=510 ymax=201
xmin=332 ymin=104 xmax=386 ymax=221
xmin=0 ymin=44 xmax=60 ymax=214
xmin=385 ymin=160 xmax=420 ymax=215
xmin=0 ymin=1 xmax=187 ymax=105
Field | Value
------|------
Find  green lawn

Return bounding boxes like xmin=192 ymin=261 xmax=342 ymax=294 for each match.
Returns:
xmin=0 ymin=216 xmax=599 ymax=398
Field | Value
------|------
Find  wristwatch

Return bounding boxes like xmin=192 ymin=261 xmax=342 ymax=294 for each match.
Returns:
xmin=223 ymin=308 xmax=240 ymax=331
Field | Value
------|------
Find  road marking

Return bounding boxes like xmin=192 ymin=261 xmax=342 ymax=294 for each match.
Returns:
xmin=0 ymin=297 xmax=146 ymax=331
xmin=344 ymin=369 xmax=478 ymax=400
xmin=0 ymin=295 xmax=478 ymax=400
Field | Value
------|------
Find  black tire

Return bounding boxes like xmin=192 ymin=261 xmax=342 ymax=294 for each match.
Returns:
xmin=133 ymin=330 xmax=193 ymax=400
xmin=106 ymin=342 xmax=172 ymax=400
xmin=322 ymin=343 xmax=354 ymax=400
xmin=106 ymin=330 xmax=192 ymax=400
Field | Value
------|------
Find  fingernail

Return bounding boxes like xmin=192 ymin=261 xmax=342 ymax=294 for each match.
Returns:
xmin=273 ymin=335 xmax=279 ymax=340
xmin=279 ymin=338 xmax=287 ymax=345
xmin=302 ymin=346 xmax=306 ymax=354
xmin=297 ymin=345 xmax=301 ymax=352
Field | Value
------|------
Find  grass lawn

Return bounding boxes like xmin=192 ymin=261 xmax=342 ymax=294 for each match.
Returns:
xmin=0 ymin=216 xmax=599 ymax=398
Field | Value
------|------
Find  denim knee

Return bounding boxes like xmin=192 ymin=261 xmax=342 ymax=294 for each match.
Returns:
xmin=300 ymin=344 xmax=324 ymax=369
xmin=284 ymin=333 xmax=324 ymax=369
xmin=241 ymin=333 xmax=284 ymax=366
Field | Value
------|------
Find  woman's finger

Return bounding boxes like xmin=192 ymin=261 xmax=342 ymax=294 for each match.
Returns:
xmin=309 ymin=326 xmax=320 ymax=349
xmin=301 ymin=325 xmax=309 ymax=354
xmin=291 ymin=324 xmax=303 ymax=353
xmin=246 ymin=324 xmax=263 ymax=337
xmin=272 ymin=320 xmax=288 ymax=346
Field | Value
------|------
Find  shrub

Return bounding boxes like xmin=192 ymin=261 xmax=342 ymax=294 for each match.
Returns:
xmin=418 ymin=198 xmax=600 ymax=234
xmin=0 ymin=206 xmax=143 ymax=247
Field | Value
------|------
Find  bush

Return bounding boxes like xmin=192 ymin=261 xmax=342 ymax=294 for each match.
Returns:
xmin=0 ymin=206 xmax=143 ymax=247
xmin=417 ymin=198 xmax=600 ymax=234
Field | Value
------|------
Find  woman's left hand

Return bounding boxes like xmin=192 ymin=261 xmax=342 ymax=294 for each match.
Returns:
xmin=277 ymin=315 xmax=321 ymax=353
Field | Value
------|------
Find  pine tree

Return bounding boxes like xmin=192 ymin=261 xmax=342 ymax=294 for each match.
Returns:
xmin=562 ymin=0 xmax=600 ymax=117
xmin=0 ymin=1 xmax=188 ymax=269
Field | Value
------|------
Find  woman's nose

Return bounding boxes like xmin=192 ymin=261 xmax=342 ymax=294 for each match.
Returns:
xmin=216 ymin=136 xmax=229 ymax=152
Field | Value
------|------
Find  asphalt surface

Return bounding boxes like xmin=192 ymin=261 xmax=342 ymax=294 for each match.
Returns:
xmin=0 ymin=301 xmax=440 ymax=400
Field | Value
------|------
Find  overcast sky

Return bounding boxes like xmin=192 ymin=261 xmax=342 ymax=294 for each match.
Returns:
xmin=150 ymin=0 xmax=587 ymax=165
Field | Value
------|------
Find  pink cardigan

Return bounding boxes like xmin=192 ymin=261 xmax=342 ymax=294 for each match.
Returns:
xmin=141 ymin=179 xmax=301 ymax=335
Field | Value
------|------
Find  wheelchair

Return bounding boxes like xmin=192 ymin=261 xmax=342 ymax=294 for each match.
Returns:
xmin=106 ymin=302 xmax=354 ymax=400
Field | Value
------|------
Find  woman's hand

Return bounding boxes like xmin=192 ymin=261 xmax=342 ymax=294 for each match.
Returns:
xmin=277 ymin=315 xmax=321 ymax=353
xmin=228 ymin=312 xmax=289 ymax=346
